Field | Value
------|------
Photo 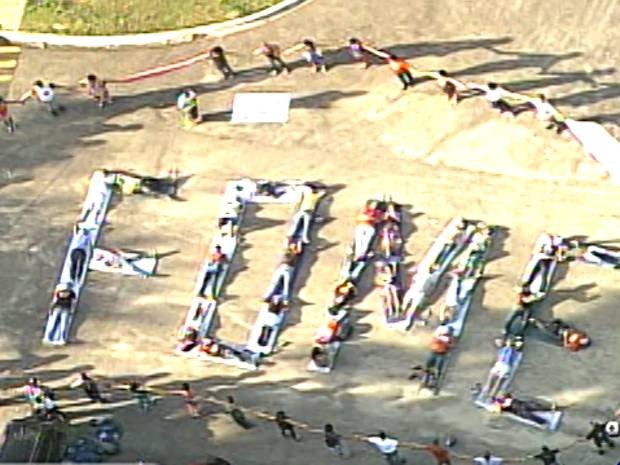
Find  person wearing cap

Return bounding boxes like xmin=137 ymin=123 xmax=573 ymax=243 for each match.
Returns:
xmin=366 ymin=431 xmax=405 ymax=464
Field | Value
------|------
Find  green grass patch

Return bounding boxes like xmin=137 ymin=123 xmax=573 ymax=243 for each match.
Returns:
xmin=21 ymin=0 xmax=282 ymax=35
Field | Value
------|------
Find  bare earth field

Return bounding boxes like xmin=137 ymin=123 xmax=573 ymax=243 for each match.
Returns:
xmin=1 ymin=0 xmax=620 ymax=464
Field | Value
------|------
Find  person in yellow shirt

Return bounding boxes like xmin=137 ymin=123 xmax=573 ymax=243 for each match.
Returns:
xmin=288 ymin=184 xmax=324 ymax=244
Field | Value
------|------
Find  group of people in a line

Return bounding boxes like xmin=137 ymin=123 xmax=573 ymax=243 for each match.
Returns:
xmin=0 ymin=34 xmax=576 ymax=133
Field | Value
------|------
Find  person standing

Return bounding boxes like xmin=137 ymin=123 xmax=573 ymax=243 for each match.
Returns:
xmin=366 ymin=431 xmax=406 ymax=464
xmin=586 ymin=421 xmax=615 ymax=455
xmin=347 ymin=37 xmax=371 ymax=69
xmin=468 ymin=82 xmax=521 ymax=116
xmin=20 ymin=80 xmax=63 ymax=116
xmin=324 ymin=424 xmax=350 ymax=458
xmin=177 ymin=89 xmax=201 ymax=128
xmin=253 ymin=42 xmax=290 ymax=75
xmin=473 ymin=451 xmax=503 ymax=465
xmin=425 ymin=438 xmax=452 ymax=465
xmin=226 ymin=396 xmax=252 ymax=429
xmin=176 ymin=383 xmax=200 ymax=418
xmin=129 ymin=381 xmax=154 ymax=412
xmin=531 ymin=446 xmax=560 ymax=465
xmin=0 ymin=96 xmax=21 ymax=133
xmin=285 ymin=39 xmax=327 ymax=73
xmin=71 ymin=372 xmax=105 ymax=403
xmin=275 ymin=410 xmax=300 ymax=440
xmin=82 ymin=74 xmax=112 ymax=108
xmin=209 ymin=46 xmax=236 ymax=80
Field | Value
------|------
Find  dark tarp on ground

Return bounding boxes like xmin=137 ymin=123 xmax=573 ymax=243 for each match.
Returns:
xmin=0 ymin=417 xmax=64 ymax=463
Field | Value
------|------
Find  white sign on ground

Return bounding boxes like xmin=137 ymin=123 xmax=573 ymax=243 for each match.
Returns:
xmin=230 ymin=92 xmax=291 ymax=124
xmin=567 ymin=119 xmax=620 ymax=184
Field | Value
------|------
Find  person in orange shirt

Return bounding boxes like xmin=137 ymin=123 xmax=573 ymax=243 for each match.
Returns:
xmin=425 ymin=438 xmax=452 ymax=465
xmin=198 ymin=245 xmax=228 ymax=298
xmin=387 ymin=54 xmax=415 ymax=90
xmin=425 ymin=325 xmax=455 ymax=377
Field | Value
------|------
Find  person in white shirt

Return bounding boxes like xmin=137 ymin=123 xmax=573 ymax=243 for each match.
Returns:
xmin=366 ymin=431 xmax=406 ymax=464
xmin=526 ymin=94 xmax=567 ymax=133
xmin=21 ymin=80 xmax=63 ymax=116
xmin=468 ymin=82 xmax=521 ymax=116
xmin=473 ymin=451 xmax=503 ymax=465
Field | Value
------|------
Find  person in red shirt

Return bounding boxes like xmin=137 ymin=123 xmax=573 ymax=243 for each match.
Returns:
xmin=354 ymin=200 xmax=381 ymax=260
xmin=425 ymin=438 xmax=452 ymax=465
xmin=0 ymin=96 xmax=21 ymax=133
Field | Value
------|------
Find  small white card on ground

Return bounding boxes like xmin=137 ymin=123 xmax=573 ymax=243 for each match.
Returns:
xmin=230 ymin=92 xmax=291 ymax=124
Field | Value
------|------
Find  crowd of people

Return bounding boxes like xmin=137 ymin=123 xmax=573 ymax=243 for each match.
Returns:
xmin=15 ymin=372 xmax=620 ymax=464
xmin=0 ymin=36 xmax=573 ymax=135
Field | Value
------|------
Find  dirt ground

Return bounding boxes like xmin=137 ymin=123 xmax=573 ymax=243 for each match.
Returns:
xmin=2 ymin=0 xmax=620 ymax=463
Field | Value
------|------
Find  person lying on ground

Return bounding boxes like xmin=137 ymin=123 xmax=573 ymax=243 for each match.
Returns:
xmin=492 ymin=393 xmax=552 ymax=426
xmin=52 ymin=283 xmax=76 ymax=311
xmin=264 ymin=251 xmax=296 ymax=304
xmin=481 ymin=337 xmax=523 ymax=399
xmin=178 ymin=326 xmax=199 ymax=352
xmin=569 ymin=242 xmax=620 ymax=268
xmin=333 ymin=278 xmax=356 ymax=307
xmin=503 ymin=288 xmax=537 ymax=337
xmin=310 ymin=345 xmax=331 ymax=368
xmin=434 ymin=218 xmax=469 ymax=267
xmin=529 ymin=317 xmax=590 ymax=351
xmin=198 ymin=245 xmax=228 ymax=299
xmin=354 ymin=200 xmax=383 ymax=260
xmin=382 ymin=281 xmax=403 ymax=320
xmin=70 ymin=229 xmax=92 ymax=281
xmin=253 ymin=42 xmax=291 ymax=75
xmin=380 ymin=221 xmax=403 ymax=259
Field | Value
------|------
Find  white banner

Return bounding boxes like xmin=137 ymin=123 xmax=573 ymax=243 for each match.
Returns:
xmin=230 ymin=92 xmax=291 ymax=124
xmin=566 ymin=119 xmax=620 ymax=184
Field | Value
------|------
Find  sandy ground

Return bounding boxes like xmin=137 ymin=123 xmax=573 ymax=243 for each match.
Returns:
xmin=2 ymin=0 xmax=620 ymax=463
